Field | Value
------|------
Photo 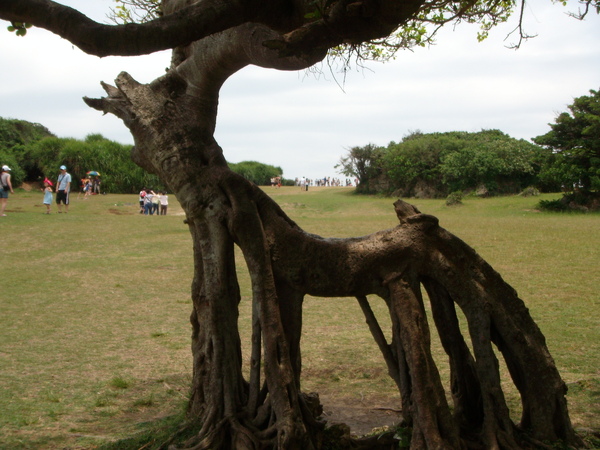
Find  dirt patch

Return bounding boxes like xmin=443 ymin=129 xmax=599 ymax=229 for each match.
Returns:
xmin=20 ymin=181 xmax=42 ymax=191
xmin=318 ymin=393 xmax=402 ymax=436
xmin=108 ymin=208 xmax=135 ymax=215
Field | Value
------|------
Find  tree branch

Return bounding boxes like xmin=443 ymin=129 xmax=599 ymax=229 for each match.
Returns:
xmin=266 ymin=0 xmax=427 ymax=58
xmin=0 ymin=0 xmax=247 ymax=56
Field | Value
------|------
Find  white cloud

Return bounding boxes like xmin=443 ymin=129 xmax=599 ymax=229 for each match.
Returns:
xmin=1 ymin=0 xmax=599 ymax=179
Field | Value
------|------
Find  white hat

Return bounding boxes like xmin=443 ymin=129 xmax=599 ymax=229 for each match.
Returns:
xmin=60 ymin=165 xmax=67 ymax=170
xmin=1 ymin=165 xmax=10 ymax=171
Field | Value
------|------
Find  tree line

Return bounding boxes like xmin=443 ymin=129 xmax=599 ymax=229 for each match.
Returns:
xmin=0 ymin=117 xmax=284 ymax=192
xmin=337 ymin=130 xmax=548 ymax=197
xmin=337 ymin=89 xmax=600 ymax=204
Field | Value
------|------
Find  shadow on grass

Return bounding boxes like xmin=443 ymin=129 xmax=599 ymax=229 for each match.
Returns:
xmin=97 ymin=410 xmax=201 ymax=450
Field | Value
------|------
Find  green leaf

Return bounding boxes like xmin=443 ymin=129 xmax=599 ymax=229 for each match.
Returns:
xmin=304 ymin=10 xmax=322 ymax=19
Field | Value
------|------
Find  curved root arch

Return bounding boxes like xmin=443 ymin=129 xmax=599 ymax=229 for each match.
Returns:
xmin=249 ymin=187 xmax=581 ymax=448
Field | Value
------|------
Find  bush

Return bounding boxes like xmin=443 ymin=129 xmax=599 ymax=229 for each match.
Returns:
xmin=445 ymin=191 xmax=463 ymax=206
xmin=538 ymin=199 xmax=568 ymax=212
xmin=0 ymin=151 xmax=26 ymax=187
xmin=520 ymin=186 xmax=540 ymax=197
xmin=350 ymin=130 xmax=550 ymax=198
xmin=27 ymin=135 xmax=163 ymax=193
xmin=229 ymin=161 xmax=283 ymax=185
xmin=538 ymin=191 xmax=600 ymax=212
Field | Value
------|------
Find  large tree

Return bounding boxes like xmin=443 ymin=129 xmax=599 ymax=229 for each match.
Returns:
xmin=1 ymin=0 xmax=594 ymax=448
xmin=534 ymin=88 xmax=600 ymax=192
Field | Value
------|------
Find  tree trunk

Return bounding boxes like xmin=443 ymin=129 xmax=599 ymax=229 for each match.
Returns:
xmin=84 ymin=62 xmax=582 ymax=450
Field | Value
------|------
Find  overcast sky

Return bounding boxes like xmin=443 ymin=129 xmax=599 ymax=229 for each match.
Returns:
xmin=1 ymin=0 xmax=599 ymax=180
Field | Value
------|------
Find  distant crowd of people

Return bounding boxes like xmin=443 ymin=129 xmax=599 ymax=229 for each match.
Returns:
xmin=2 ymin=163 xmax=361 ymax=219
xmin=294 ymin=176 xmax=357 ymax=190
xmin=139 ymin=188 xmax=169 ymax=215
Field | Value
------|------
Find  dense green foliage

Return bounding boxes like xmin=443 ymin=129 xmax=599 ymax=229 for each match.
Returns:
xmin=1 ymin=118 xmax=287 ymax=192
xmin=339 ymin=130 xmax=550 ymax=197
xmin=0 ymin=117 xmax=54 ymax=186
xmin=537 ymin=191 xmax=600 ymax=212
xmin=0 ymin=118 xmax=163 ymax=193
xmin=335 ymin=143 xmax=384 ymax=191
xmin=27 ymin=134 xmax=163 ymax=193
xmin=228 ymin=160 xmax=283 ymax=186
xmin=534 ymin=88 xmax=600 ymax=193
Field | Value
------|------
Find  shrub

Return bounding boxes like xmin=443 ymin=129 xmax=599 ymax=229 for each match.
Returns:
xmin=445 ymin=191 xmax=463 ymax=206
xmin=538 ymin=191 xmax=600 ymax=212
xmin=538 ymin=199 xmax=568 ymax=212
xmin=229 ymin=161 xmax=283 ymax=185
xmin=520 ymin=186 xmax=540 ymax=197
xmin=352 ymin=130 xmax=549 ymax=198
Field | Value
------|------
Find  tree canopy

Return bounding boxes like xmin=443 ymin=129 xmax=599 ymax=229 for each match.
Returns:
xmin=335 ymin=143 xmax=384 ymax=190
xmin=534 ymin=88 xmax=600 ymax=192
xmin=5 ymin=0 xmax=597 ymax=60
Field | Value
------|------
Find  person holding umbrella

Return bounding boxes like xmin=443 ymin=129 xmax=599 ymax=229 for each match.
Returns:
xmin=87 ymin=171 xmax=101 ymax=194
xmin=56 ymin=165 xmax=71 ymax=213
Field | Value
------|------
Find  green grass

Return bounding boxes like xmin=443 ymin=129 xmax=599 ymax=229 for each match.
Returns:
xmin=0 ymin=187 xmax=598 ymax=448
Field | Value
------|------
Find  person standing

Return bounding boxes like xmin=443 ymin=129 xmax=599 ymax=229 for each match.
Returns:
xmin=159 ymin=191 xmax=169 ymax=215
xmin=151 ymin=190 xmax=160 ymax=215
xmin=143 ymin=189 xmax=154 ymax=215
xmin=56 ymin=165 xmax=71 ymax=213
xmin=42 ymin=178 xmax=53 ymax=214
xmin=92 ymin=176 xmax=101 ymax=194
xmin=0 ymin=165 xmax=14 ymax=217
xmin=138 ymin=187 xmax=147 ymax=213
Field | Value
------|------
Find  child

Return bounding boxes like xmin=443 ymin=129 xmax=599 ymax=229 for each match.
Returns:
xmin=138 ymin=188 xmax=147 ymax=213
xmin=42 ymin=178 xmax=53 ymax=214
xmin=83 ymin=178 xmax=92 ymax=199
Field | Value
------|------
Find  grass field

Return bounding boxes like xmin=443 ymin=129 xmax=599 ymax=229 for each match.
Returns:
xmin=0 ymin=186 xmax=598 ymax=449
